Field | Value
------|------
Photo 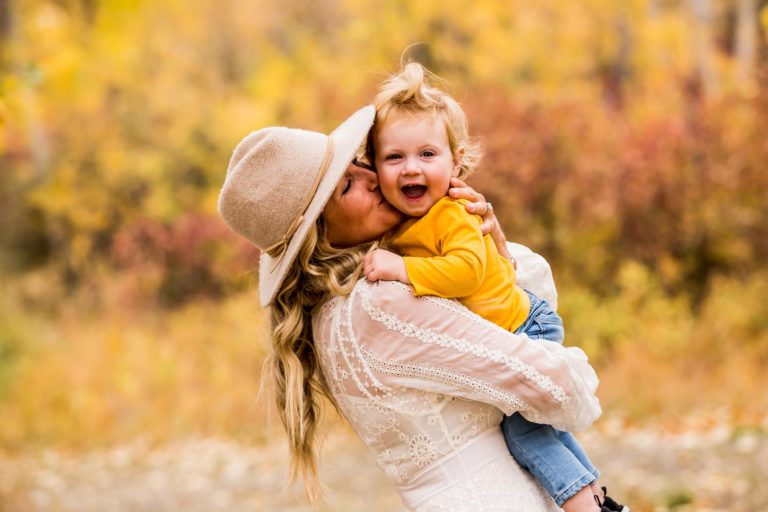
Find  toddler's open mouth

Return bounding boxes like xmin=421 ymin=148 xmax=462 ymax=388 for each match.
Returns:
xmin=402 ymin=185 xmax=427 ymax=199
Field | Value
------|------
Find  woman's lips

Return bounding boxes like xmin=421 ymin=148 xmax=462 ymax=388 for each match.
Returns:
xmin=402 ymin=185 xmax=427 ymax=200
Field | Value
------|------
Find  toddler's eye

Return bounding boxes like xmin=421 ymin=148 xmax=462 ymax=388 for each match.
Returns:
xmin=421 ymin=150 xmax=435 ymax=157
xmin=384 ymin=153 xmax=401 ymax=161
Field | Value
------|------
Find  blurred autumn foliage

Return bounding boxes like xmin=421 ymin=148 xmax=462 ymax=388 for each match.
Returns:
xmin=469 ymin=87 xmax=768 ymax=304
xmin=1 ymin=0 xmax=767 ymax=447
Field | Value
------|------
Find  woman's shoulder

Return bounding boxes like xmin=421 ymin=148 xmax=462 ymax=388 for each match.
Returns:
xmin=506 ymin=242 xmax=558 ymax=310
xmin=313 ymin=280 xmax=416 ymax=318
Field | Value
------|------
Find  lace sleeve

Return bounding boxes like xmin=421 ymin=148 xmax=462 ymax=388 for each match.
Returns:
xmin=350 ymin=280 xmax=601 ymax=432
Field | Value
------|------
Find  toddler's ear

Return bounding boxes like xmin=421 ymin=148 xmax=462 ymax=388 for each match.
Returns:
xmin=452 ymin=148 xmax=465 ymax=177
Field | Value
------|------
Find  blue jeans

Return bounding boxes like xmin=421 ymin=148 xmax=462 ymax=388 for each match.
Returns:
xmin=501 ymin=290 xmax=599 ymax=507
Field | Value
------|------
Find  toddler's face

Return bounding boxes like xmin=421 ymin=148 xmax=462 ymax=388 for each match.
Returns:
xmin=374 ymin=115 xmax=457 ymax=218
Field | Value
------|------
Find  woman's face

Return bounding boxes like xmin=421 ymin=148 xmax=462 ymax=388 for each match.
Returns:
xmin=323 ymin=160 xmax=404 ymax=247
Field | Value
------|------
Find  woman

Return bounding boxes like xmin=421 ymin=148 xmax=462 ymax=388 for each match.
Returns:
xmin=218 ymin=106 xmax=601 ymax=511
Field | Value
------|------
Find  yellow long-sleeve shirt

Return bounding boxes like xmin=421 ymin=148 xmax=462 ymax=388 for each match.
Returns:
xmin=389 ymin=196 xmax=531 ymax=332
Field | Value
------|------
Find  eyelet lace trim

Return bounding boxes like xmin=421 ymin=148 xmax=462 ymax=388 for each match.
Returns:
xmin=360 ymin=346 xmax=537 ymax=422
xmin=358 ymin=282 xmax=570 ymax=407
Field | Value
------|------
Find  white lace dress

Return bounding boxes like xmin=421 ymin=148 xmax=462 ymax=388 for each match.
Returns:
xmin=312 ymin=244 xmax=601 ymax=511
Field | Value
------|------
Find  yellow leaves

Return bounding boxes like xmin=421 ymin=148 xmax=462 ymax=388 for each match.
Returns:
xmin=0 ymin=97 xmax=7 ymax=133
xmin=559 ymin=265 xmax=768 ymax=421
xmin=29 ymin=163 xmax=104 ymax=229
xmin=616 ymin=260 xmax=656 ymax=302
xmin=761 ymin=4 xmax=768 ymax=42
xmin=697 ymin=272 xmax=768 ymax=344
xmin=0 ymin=289 xmax=267 ymax=448
xmin=560 ymin=260 xmax=693 ymax=363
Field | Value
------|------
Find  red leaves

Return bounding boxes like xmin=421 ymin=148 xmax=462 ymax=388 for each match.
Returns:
xmin=111 ymin=214 xmax=259 ymax=306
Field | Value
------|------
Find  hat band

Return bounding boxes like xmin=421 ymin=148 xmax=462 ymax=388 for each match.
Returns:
xmin=263 ymin=136 xmax=335 ymax=265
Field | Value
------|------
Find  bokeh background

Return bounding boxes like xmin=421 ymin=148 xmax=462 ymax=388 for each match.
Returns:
xmin=1 ymin=1 xmax=767 ymax=511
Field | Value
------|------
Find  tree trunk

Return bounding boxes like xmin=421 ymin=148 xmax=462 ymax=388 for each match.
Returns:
xmin=759 ymin=1 xmax=768 ymax=71
xmin=735 ymin=0 xmax=757 ymax=84
xmin=687 ymin=0 xmax=718 ymax=98
xmin=0 ymin=0 xmax=10 ymax=50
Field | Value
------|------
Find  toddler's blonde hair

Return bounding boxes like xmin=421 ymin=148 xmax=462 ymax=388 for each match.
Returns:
xmin=368 ymin=62 xmax=483 ymax=179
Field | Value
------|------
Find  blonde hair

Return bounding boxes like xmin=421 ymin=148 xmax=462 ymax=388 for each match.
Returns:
xmin=369 ymin=62 xmax=483 ymax=179
xmin=264 ymin=216 xmax=369 ymax=501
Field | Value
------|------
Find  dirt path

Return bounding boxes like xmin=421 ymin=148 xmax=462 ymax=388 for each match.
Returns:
xmin=1 ymin=421 xmax=766 ymax=512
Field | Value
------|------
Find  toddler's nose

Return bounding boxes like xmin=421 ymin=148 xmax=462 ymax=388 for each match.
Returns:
xmin=402 ymin=158 xmax=421 ymax=175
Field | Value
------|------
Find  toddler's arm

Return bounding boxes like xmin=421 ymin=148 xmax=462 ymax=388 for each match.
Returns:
xmin=364 ymin=248 xmax=411 ymax=284
xmin=399 ymin=200 xmax=487 ymax=298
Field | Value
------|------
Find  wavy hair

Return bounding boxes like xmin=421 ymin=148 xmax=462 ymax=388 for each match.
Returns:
xmin=368 ymin=61 xmax=483 ymax=179
xmin=263 ymin=216 xmax=369 ymax=501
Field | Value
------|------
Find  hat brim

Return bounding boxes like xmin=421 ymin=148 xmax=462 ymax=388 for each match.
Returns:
xmin=257 ymin=105 xmax=375 ymax=306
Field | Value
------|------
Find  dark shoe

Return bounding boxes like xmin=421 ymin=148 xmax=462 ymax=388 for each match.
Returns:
xmin=599 ymin=486 xmax=629 ymax=512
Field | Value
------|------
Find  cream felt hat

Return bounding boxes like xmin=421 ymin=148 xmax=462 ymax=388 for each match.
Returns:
xmin=218 ymin=105 xmax=375 ymax=306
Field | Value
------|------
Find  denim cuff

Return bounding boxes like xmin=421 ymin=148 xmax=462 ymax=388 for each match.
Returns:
xmin=553 ymin=469 xmax=600 ymax=507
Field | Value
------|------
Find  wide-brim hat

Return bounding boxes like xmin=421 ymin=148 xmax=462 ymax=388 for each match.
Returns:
xmin=218 ymin=105 xmax=375 ymax=306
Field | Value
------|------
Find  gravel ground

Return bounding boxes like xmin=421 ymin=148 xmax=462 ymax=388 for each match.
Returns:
xmin=1 ymin=420 xmax=766 ymax=512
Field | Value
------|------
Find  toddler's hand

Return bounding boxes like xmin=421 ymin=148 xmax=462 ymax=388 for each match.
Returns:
xmin=363 ymin=249 xmax=410 ymax=284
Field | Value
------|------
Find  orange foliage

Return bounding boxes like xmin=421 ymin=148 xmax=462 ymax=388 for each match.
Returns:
xmin=466 ymin=84 xmax=768 ymax=302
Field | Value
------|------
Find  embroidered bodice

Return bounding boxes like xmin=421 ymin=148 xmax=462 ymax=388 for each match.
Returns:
xmin=312 ymin=244 xmax=601 ymax=510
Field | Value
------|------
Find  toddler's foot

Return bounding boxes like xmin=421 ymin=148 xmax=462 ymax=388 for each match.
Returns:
xmin=594 ymin=486 xmax=629 ymax=512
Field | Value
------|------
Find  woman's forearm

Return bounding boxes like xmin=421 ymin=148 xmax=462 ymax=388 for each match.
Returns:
xmin=350 ymin=280 xmax=599 ymax=431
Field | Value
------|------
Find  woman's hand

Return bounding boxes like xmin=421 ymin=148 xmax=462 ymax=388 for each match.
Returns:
xmin=448 ymin=177 xmax=514 ymax=263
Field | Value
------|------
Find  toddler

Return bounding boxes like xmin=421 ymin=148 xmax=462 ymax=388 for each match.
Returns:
xmin=362 ymin=62 xmax=628 ymax=512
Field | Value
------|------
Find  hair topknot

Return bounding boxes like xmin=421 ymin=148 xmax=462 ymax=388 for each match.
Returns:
xmin=377 ymin=62 xmax=445 ymax=112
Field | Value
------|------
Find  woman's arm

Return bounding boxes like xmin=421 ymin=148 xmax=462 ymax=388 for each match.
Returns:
xmin=349 ymin=280 xmax=600 ymax=432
